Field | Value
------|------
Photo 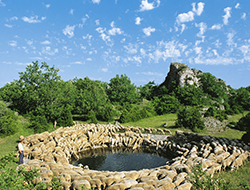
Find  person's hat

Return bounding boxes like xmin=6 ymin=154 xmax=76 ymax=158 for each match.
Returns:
xmin=19 ymin=135 xmax=24 ymax=141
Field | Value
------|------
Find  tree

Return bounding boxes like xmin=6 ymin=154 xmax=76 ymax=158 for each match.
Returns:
xmin=139 ymin=81 xmax=157 ymax=100
xmin=106 ymin=74 xmax=140 ymax=105
xmin=0 ymin=101 xmax=18 ymax=137
xmin=73 ymin=77 xmax=114 ymax=121
xmin=176 ymin=106 xmax=205 ymax=132
xmin=0 ymin=61 xmax=76 ymax=129
xmin=153 ymin=94 xmax=180 ymax=115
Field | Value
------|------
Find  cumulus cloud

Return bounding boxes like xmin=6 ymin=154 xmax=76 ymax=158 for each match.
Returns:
xmin=10 ymin=16 xmax=18 ymax=21
xmin=139 ymin=0 xmax=160 ymax=12
xmin=124 ymin=43 xmax=138 ymax=54
xmin=0 ymin=0 xmax=6 ymax=6
xmin=45 ymin=4 xmax=50 ymax=8
xmin=22 ymin=15 xmax=46 ymax=23
xmin=223 ymin=7 xmax=231 ymax=25
xmin=176 ymin=11 xmax=194 ymax=24
xmin=135 ymin=17 xmax=142 ymax=25
xmin=241 ymin=13 xmax=246 ymax=20
xmin=8 ymin=40 xmax=17 ymax=47
xmin=195 ymin=22 xmax=207 ymax=38
xmin=96 ymin=27 xmax=113 ymax=46
xmin=102 ymin=68 xmax=108 ymax=72
xmin=235 ymin=3 xmax=240 ymax=9
xmin=62 ymin=25 xmax=76 ymax=38
xmin=41 ymin=46 xmax=59 ymax=55
xmin=5 ymin=24 xmax=13 ymax=28
xmin=227 ymin=31 xmax=236 ymax=47
xmin=41 ymin=40 xmax=51 ymax=45
xmin=210 ymin=24 xmax=222 ymax=30
xmin=108 ymin=21 xmax=123 ymax=35
xmin=92 ymin=0 xmax=100 ymax=4
xmin=192 ymin=2 xmax=205 ymax=16
xmin=176 ymin=2 xmax=204 ymax=25
xmin=143 ymin=26 xmax=156 ymax=36
xmin=69 ymin=9 xmax=74 ymax=15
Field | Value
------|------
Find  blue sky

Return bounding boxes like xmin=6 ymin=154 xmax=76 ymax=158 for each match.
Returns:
xmin=0 ymin=0 xmax=249 ymax=89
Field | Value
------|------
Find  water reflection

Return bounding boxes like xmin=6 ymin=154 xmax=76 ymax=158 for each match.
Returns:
xmin=72 ymin=147 xmax=175 ymax=171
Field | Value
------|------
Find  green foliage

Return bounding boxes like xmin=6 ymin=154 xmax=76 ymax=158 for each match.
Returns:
xmin=0 ymin=101 xmax=18 ymax=137
xmin=119 ymin=102 xmax=155 ymax=123
xmin=139 ymin=81 xmax=157 ymax=100
xmin=176 ymin=106 xmax=205 ymax=132
xmin=29 ymin=115 xmax=50 ymax=133
xmin=204 ymin=107 xmax=228 ymax=122
xmin=73 ymin=77 xmax=114 ymax=121
xmin=153 ymin=94 xmax=180 ymax=115
xmin=88 ymin=110 xmax=98 ymax=124
xmin=228 ymin=87 xmax=250 ymax=114
xmin=0 ymin=61 xmax=76 ymax=133
xmin=173 ymin=85 xmax=205 ymax=106
xmin=188 ymin=162 xmax=231 ymax=190
xmin=236 ymin=112 xmax=250 ymax=131
xmin=106 ymin=74 xmax=140 ymax=105
xmin=0 ymin=152 xmax=65 ymax=190
xmin=199 ymin=72 xmax=227 ymax=101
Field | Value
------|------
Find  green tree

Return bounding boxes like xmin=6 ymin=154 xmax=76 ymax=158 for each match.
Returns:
xmin=73 ymin=77 xmax=114 ymax=121
xmin=176 ymin=106 xmax=205 ymax=132
xmin=106 ymin=74 xmax=140 ymax=105
xmin=153 ymin=94 xmax=180 ymax=115
xmin=0 ymin=101 xmax=18 ymax=137
xmin=0 ymin=61 xmax=76 ymax=130
xmin=139 ymin=81 xmax=157 ymax=100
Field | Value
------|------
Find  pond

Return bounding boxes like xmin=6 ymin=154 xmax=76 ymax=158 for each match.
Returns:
xmin=71 ymin=147 xmax=176 ymax=171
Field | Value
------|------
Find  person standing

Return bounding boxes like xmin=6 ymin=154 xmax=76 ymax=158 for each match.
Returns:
xmin=18 ymin=135 xmax=24 ymax=165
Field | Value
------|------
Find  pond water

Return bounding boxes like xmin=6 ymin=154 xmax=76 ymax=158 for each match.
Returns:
xmin=72 ymin=147 xmax=175 ymax=171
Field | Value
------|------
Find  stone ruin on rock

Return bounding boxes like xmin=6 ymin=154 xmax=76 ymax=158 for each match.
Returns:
xmin=20 ymin=123 xmax=250 ymax=190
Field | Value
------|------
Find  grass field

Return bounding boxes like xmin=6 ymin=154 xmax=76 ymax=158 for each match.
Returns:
xmin=1 ymin=112 xmax=249 ymax=188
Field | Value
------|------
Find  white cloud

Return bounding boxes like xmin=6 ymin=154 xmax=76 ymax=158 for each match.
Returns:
xmin=45 ymin=4 xmax=50 ymax=8
xmin=41 ymin=40 xmax=51 ymax=45
xmin=62 ymin=25 xmax=76 ymax=38
xmin=139 ymin=0 xmax=160 ymax=12
xmin=141 ymin=71 xmax=163 ymax=76
xmin=95 ymin=20 xmax=100 ymax=26
xmin=10 ymin=16 xmax=18 ymax=21
xmin=180 ymin=24 xmax=186 ymax=33
xmin=239 ymin=45 xmax=249 ymax=55
xmin=108 ymin=26 xmax=123 ymax=36
xmin=235 ymin=3 xmax=240 ymax=9
xmin=194 ymin=46 xmax=202 ymax=54
xmin=227 ymin=31 xmax=236 ymax=47
xmin=124 ymin=43 xmax=138 ymax=54
xmin=135 ymin=17 xmax=142 ymax=25
xmin=210 ymin=24 xmax=222 ymax=30
xmin=192 ymin=2 xmax=205 ymax=16
xmin=69 ymin=9 xmax=74 ymax=15
xmin=92 ymin=0 xmax=100 ymax=4
xmin=22 ymin=15 xmax=46 ymax=23
xmin=102 ymin=68 xmax=108 ymax=72
xmin=86 ymin=58 xmax=92 ymax=61
xmin=8 ymin=40 xmax=17 ymax=47
xmin=143 ymin=26 xmax=156 ymax=36
xmin=5 ymin=24 xmax=13 ymax=28
xmin=195 ymin=22 xmax=207 ymax=38
xmin=176 ymin=11 xmax=195 ymax=24
xmin=223 ymin=7 xmax=231 ymax=25
xmin=241 ymin=13 xmax=246 ymax=20
xmin=27 ymin=40 xmax=33 ymax=46
xmin=41 ymin=46 xmax=58 ymax=55
xmin=0 ymin=0 xmax=6 ymax=6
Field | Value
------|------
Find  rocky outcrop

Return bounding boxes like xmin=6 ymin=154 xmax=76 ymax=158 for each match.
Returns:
xmin=161 ymin=62 xmax=202 ymax=89
xmin=20 ymin=124 xmax=250 ymax=190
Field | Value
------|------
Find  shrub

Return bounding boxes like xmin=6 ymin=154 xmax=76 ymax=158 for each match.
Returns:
xmin=175 ymin=106 xmax=205 ymax=132
xmin=236 ymin=112 xmax=250 ymax=131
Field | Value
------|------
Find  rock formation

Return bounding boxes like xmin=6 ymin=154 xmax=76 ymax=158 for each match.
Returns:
xmin=161 ymin=62 xmax=202 ymax=90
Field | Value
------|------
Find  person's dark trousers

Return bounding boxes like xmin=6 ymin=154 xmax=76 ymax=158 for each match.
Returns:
xmin=19 ymin=151 xmax=24 ymax=165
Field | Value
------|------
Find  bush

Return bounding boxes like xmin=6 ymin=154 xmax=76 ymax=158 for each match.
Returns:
xmin=175 ymin=106 xmax=205 ymax=132
xmin=236 ymin=112 xmax=250 ymax=131
xmin=0 ymin=101 xmax=18 ymax=137
xmin=29 ymin=115 xmax=50 ymax=133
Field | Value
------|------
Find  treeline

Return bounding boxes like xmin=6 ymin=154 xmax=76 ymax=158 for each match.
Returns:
xmin=0 ymin=61 xmax=250 ymax=136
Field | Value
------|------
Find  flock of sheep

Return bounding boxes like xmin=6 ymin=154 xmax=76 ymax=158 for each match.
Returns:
xmin=20 ymin=123 xmax=250 ymax=190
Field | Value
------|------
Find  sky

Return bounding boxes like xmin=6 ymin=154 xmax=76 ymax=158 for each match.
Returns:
xmin=0 ymin=0 xmax=249 ymax=89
